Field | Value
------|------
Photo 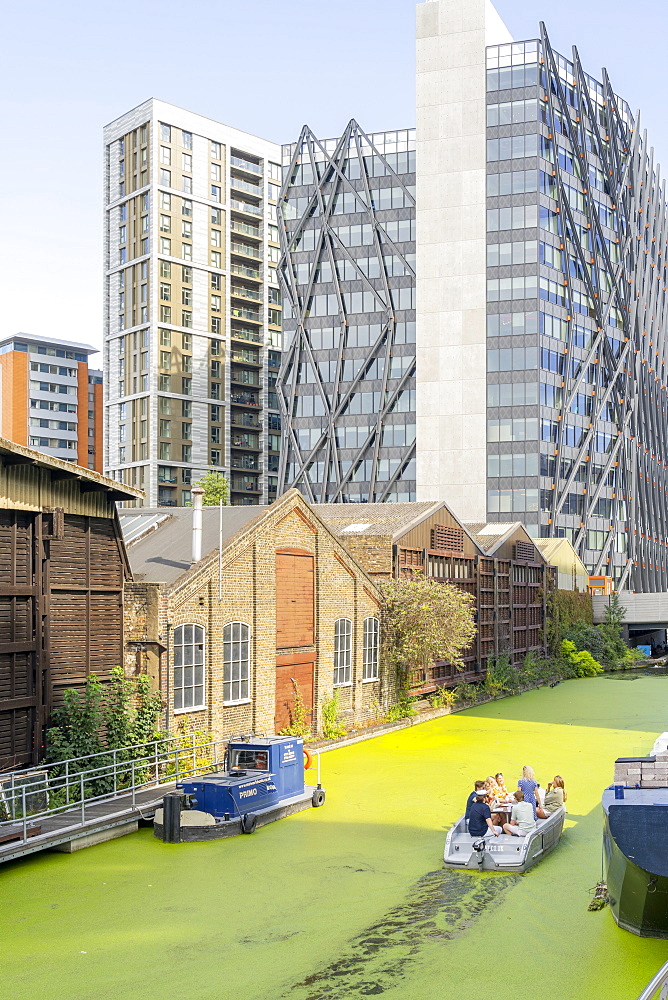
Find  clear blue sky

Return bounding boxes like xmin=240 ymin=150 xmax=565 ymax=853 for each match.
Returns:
xmin=0 ymin=0 xmax=665 ymax=356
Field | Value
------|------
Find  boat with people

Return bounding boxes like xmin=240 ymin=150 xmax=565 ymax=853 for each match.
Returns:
xmin=444 ymin=767 xmax=566 ymax=872
xmin=602 ymin=732 xmax=668 ymax=938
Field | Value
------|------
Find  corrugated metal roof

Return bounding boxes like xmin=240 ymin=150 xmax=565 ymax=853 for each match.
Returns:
xmin=118 ymin=511 xmax=172 ymax=545
xmin=0 ymin=437 xmax=142 ymax=503
xmin=311 ymin=501 xmax=443 ymax=539
xmin=464 ymin=521 xmax=521 ymax=554
xmin=122 ymin=505 xmax=267 ymax=583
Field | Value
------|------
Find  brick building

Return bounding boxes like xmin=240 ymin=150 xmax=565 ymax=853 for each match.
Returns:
xmin=312 ymin=502 xmax=554 ymax=693
xmin=120 ymin=490 xmax=388 ymax=740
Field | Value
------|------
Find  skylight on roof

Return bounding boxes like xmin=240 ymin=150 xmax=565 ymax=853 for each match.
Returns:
xmin=341 ymin=523 xmax=372 ymax=533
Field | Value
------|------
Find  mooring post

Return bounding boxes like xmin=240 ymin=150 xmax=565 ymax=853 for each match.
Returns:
xmin=163 ymin=792 xmax=182 ymax=843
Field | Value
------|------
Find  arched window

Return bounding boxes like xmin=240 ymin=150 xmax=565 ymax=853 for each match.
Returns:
xmin=333 ymin=618 xmax=352 ymax=686
xmin=223 ymin=622 xmax=250 ymax=704
xmin=173 ymin=624 xmax=205 ymax=711
xmin=363 ymin=617 xmax=379 ymax=681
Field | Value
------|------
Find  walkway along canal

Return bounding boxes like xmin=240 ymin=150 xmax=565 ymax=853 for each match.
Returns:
xmin=2 ymin=672 xmax=667 ymax=1000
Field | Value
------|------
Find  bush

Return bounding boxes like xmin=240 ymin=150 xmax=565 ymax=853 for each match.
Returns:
xmin=561 ymin=639 xmax=603 ymax=677
xmin=45 ymin=667 xmax=164 ymax=797
xmin=386 ymin=696 xmax=418 ymax=722
xmin=321 ymin=689 xmax=347 ymax=740
xmin=453 ymin=682 xmax=479 ymax=705
xmin=278 ymin=679 xmax=312 ymax=739
xmin=428 ymin=687 xmax=456 ymax=710
xmin=563 ymin=625 xmax=608 ymax=664
xmin=485 ymin=653 xmax=520 ymax=696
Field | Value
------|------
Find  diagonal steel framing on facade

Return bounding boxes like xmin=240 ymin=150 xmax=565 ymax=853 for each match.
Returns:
xmin=276 ymin=121 xmax=416 ymax=503
xmin=532 ymin=26 xmax=668 ymax=591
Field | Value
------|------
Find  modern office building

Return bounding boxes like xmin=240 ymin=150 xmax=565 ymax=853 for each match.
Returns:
xmin=416 ymin=0 xmax=668 ymax=592
xmin=277 ymin=122 xmax=417 ymax=502
xmin=103 ymin=99 xmax=282 ymax=507
xmin=0 ymin=332 xmax=102 ymax=470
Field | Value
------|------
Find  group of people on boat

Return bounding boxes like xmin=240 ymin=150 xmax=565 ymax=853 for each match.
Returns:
xmin=465 ymin=767 xmax=567 ymax=840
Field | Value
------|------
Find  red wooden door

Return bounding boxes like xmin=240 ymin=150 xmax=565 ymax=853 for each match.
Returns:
xmin=275 ymin=657 xmax=314 ymax=734
xmin=275 ymin=549 xmax=314 ymax=649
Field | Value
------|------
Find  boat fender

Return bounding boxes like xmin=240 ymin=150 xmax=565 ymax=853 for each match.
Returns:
xmin=312 ymin=788 xmax=326 ymax=808
xmin=241 ymin=813 xmax=257 ymax=834
xmin=303 ymin=750 xmax=313 ymax=770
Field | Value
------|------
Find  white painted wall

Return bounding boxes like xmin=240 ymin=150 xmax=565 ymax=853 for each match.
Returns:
xmin=592 ymin=593 xmax=668 ymax=625
xmin=415 ymin=0 xmax=511 ymax=519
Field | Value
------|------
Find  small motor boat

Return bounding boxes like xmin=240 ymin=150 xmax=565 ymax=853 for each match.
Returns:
xmin=443 ymin=806 xmax=565 ymax=872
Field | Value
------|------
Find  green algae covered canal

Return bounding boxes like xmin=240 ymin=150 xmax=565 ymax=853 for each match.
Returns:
xmin=4 ymin=674 xmax=668 ymax=1000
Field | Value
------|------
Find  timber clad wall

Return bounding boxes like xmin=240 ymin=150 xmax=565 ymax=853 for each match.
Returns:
xmin=314 ymin=504 xmax=553 ymax=695
xmin=0 ymin=440 xmax=139 ymax=769
xmin=48 ymin=515 xmax=124 ymax=705
xmin=0 ymin=511 xmax=40 ymax=769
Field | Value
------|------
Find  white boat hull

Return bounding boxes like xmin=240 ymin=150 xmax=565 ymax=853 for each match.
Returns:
xmin=443 ymin=806 xmax=565 ymax=872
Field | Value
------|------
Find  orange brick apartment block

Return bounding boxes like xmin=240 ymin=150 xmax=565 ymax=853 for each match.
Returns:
xmin=121 ymin=491 xmax=390 ymax=740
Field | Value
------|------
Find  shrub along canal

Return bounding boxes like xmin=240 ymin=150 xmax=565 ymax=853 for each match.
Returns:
xmin=3 ymin=672 xmax=668 ymax=1000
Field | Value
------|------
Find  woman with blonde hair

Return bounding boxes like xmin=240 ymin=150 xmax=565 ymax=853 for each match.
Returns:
xmin=543 ymin=775 xmax=567 ymax=814
xmin=517 ymin=765 xmax=546 ymax=819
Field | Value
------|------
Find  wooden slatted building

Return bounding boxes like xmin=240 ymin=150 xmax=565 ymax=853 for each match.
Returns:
xmin=0 ymin=438 xmax=141 ymax=770
xmin=312 ymin=502 xmax=556 ymax=695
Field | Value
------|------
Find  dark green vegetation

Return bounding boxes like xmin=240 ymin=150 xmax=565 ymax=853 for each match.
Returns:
xmin=44 ymin=668 xmax=163 ymax=796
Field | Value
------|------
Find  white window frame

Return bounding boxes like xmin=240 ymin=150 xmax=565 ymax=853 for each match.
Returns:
xmin=223 ymin=622 xmax=251 ymax=704
xmin=173 ymin=624 xmax=205 ymax=712
xmin=333 ymin=618 xmax=352 ymax=686
xmin=362 ymin=617 xmax=380 ymax=681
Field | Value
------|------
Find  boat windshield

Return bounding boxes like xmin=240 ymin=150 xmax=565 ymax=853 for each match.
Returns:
xmin=229 ymin=749 xmax=269 ymax=771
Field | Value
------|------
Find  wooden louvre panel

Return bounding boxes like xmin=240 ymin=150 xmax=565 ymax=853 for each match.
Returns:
xmin=431 ymin=524 xmax=464 ymax=553
xmin=514 ymin=540 xmax=536 ymax=563
xmin=275 ymin=550 xmax=315 ymax=649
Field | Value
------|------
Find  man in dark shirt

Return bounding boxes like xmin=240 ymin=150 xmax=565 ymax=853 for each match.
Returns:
xmin=465 ymin=781 xmax=487 ymax=821
xmin=468 ymin=791 xmax=501 ymax=838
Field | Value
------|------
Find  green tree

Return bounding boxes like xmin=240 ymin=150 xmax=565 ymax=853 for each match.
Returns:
xmin=194 ymin=471 xmax=230 ymax=506
xmin=379 ymin=574 xmax=477 ymax=699
xmin=603 ymin=592 xmax=626 ymax=635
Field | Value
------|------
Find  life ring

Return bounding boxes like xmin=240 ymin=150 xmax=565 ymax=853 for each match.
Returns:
xmin=303 ymin=749 xmax=313 ymax=770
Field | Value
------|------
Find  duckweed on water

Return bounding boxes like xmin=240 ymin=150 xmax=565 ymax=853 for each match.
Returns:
xmin=2 ymin=674 xmax=668 ymax=1000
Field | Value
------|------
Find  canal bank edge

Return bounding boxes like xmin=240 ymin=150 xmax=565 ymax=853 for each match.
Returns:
xmin=306 ymin=665 xmax=654 ymax=756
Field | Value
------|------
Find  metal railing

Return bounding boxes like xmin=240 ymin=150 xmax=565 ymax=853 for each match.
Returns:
xmin=231 ymin=198 xmax=263 ymax=217
xmin=231 ymin=155 xmax=262 ymax=175
xmin=231 ymin=241 xmax=261 ymax=259
xmin=637 ymin=962 xmax=668 ymax=1000
xmin=0 ymin=735 xmax=226 ymax=844
xmin=230 ymin=175 xmax=262 ymax=197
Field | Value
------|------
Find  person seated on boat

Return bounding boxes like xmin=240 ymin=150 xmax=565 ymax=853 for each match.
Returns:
xmin=517 ymin=765 xmax=545 ymax=819
xmin=502 ymin=789 xmax=537 ymax=838
xmin=485 ymin=775 xmax=500 ymax=798
xmin=543 ymin=775 xmax=567 ymax=814
xmin=494 ymin=772 xmax=511 ymax=801
xmin=465 ymin=781 xmax=487 ymax=821
xmin=484 ymin=776 xmax=506 ymax=826
xmin=468 ymin=790 xmax=501 ymax=839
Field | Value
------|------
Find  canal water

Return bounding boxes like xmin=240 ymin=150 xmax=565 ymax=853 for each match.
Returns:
xmin=3 ymin=673 xmax=668 ymax=1000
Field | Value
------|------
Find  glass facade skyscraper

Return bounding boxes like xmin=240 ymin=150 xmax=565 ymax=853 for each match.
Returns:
xmin=277 ymin=123 xmax=417 ymax=502
xmin=417 ymin=0 xmax=668 ymax=592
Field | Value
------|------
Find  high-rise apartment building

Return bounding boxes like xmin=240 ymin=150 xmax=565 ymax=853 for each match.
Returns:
xmin=0 ymin=332 xmax=102 ymax=470
xmin=277 ymin=122 xmax=417 ymax=502
xmin=417 ymin=0 xmax=668 ymax=592
xmin=103 ymin=99 xmax=282 ymax=507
